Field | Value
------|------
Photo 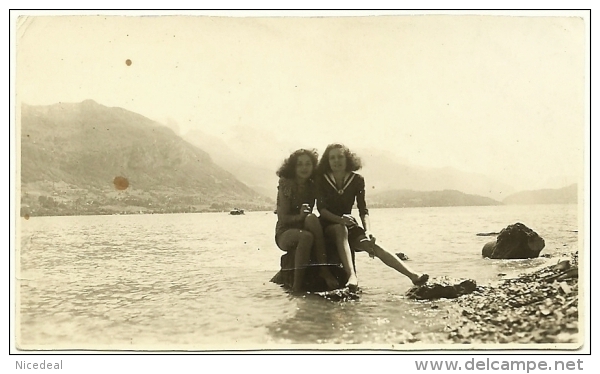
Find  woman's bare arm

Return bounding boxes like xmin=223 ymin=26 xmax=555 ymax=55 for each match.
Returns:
xmin=277 ymin=192 xmax=305 ymax=225
xmin=319 ymin=207 xmax=357 ymax=227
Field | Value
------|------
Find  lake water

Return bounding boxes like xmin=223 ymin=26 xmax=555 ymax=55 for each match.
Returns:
xmin=17 ymin=205 xmax=579 ymax=350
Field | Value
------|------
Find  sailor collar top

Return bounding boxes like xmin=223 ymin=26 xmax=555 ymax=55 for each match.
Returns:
xmin=316 ymin=172 xmax=369 ymax=217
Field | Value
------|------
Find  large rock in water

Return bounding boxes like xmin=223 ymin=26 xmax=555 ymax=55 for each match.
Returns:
xmin=270 ymin=240 xmax=355 ymax=293
xmin=270 ymin=251 xmax=350 ymax=292
xmin=482 ymin=222 xmax=545 ymax=259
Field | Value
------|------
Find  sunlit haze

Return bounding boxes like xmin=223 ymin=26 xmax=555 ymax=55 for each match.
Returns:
xmin=16 ymin=12 xmax=587 ymax=191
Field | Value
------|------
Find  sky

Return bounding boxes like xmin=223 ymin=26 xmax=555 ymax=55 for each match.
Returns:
xmin=14 ymin=11 xmax=588 ymax=191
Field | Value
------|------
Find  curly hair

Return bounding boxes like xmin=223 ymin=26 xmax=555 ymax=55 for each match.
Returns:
xmin=316 ymin=143 xmax=363 ymax=174
xmin=276 ymin=148 xmax=320 ymax=179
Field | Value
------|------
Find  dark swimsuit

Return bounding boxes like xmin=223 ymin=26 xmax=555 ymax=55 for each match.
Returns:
xmin=274 ymin=177 xmax=317 ymax=248
xmin=316 ymin=172 xmax=370 ymax=251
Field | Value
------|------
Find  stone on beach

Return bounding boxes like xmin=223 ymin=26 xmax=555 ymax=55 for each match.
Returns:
xmin=482 ymin=222 xmax=545 ymax=259
xmin=405 ymin=277 xmax=478 ymax=300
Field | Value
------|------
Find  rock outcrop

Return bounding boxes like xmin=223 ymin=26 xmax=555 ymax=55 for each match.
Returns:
xmin=482 ymin=222 xmax=545 ymax=259
xmin=405 ymin=277 xmax=477 ymax=300
xmin=396 ymin=252 xmax=409 ymax=261
xmin=271 ymin=247 xmax=410 ymax=298
xmin=270 ymin=249 xmax=352 ymax=293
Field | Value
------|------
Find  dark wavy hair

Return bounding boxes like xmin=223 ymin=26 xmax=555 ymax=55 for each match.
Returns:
xmin=276 ymin=148 xmax=319 ymax=179
xmin=317 ymin=143 xmax=362 ymax=174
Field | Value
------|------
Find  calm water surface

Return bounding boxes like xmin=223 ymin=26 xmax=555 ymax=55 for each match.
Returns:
xmin=18 ymin=205 xmax=579 ymax=349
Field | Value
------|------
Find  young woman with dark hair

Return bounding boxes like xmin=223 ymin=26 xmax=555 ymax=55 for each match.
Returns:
xmin=275 ymin=149 xmax=339 ymax=292
xmin=316 ymin=143 xmax=429 ymax=291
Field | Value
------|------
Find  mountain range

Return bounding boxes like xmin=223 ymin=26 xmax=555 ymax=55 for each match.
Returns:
xmin=183 ymin=129 xmax=278 ymax=199
xmin=20 ymin=100 xmax=272 ymax=216
xmin=356 ymin=149 xmax=515 ymax=201
xmin=368 ymin=189 xmax=502 ymax=208
xmin=502 ymin=184 xmax=578 ymax=205
xmin=18 ymin=100 xmax=579 ymax=216
xmin=177 ymin=136 xmax=518 ymax=201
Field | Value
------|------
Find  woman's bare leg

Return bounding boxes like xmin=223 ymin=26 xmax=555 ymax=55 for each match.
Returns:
xmin=303 ymin=214 xmax=339 ymax=289
xmin=356 ymin=242 xmax=428 ymax=285
xmin=325 ymin=224 xmax=358 ymax=289
xmin=278 ymin=229 xmax=314 ymax=292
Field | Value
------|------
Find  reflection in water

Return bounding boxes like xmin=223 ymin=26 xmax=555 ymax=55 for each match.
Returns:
xmin=266 ymin=289 xmax=459 ymax=345
xmin=267 ymin=295 xmax=365 ymax=344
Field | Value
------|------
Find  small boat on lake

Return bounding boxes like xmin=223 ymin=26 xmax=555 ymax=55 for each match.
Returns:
xmin=229 ymin=208 xmax=245 ymax=215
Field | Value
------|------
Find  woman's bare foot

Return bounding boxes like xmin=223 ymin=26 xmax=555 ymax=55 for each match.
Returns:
xmin=345 ymin=274 xmax=359 ymax=292
xmin=411 ymin=273 xmax=429 ymax=286
xmin=320 ymin=268 xmax=339 ymax=290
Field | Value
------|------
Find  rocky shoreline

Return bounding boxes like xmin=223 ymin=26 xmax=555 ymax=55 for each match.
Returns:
xmin=445 ymin=251 xmax=579 ymax=344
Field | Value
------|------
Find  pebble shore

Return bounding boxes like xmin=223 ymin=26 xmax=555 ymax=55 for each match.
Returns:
xmin=446 ymin=251 xmax=579 ymax=344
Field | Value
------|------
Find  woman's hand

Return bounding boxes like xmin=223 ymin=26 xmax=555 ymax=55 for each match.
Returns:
xmin=299 ymin=204 xmax=311 ymax=221
xmin=341 ymin=214 xmax=358 ymax=227
xmin=301 ymin=203 xmax=312 ymax=214
xmin=364 ymin=231 xmax=376 ymax=258
xmin=365 ymin=231 xmax=376 ymax=244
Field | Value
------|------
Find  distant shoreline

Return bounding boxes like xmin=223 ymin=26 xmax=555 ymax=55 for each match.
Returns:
xmin=19 ymin=203 xmax=578 ymax=219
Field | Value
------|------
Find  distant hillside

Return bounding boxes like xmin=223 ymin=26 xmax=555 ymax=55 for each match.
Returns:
xmin=175 ymin=132 xmax=519 ymax=202
xmin=183 ymin=129 xmax=278 ymax=200
xmin=19 ymin=100 xmax=272 ymax=216
xmin=368 ymin=189 xmax=502 ymax=208
xmin=358 ymin=150 xmax=516 ymax=201
xmin=503 ymin=184 xmax=578 ymax=205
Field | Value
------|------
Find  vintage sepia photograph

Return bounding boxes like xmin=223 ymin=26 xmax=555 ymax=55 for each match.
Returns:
xmin=11 ymin=10 xmax=589 ymax=352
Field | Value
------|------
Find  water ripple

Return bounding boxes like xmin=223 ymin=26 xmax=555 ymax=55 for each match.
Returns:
xmin=18 ymin=206 xmax=579 ymax=348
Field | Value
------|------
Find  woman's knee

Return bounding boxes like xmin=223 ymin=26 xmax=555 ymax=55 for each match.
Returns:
xmin=304 ymin=213 xmax=321 ymax=226
xmin=326 ymin=224 xmax=348 ymax=240
xmin=297 ymin=230 xmax=314 ymax=246
xmin=303 ymin=214 xmax=321 ymax=230
xmin=333 ymin=224 xmax=348 ymax=236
